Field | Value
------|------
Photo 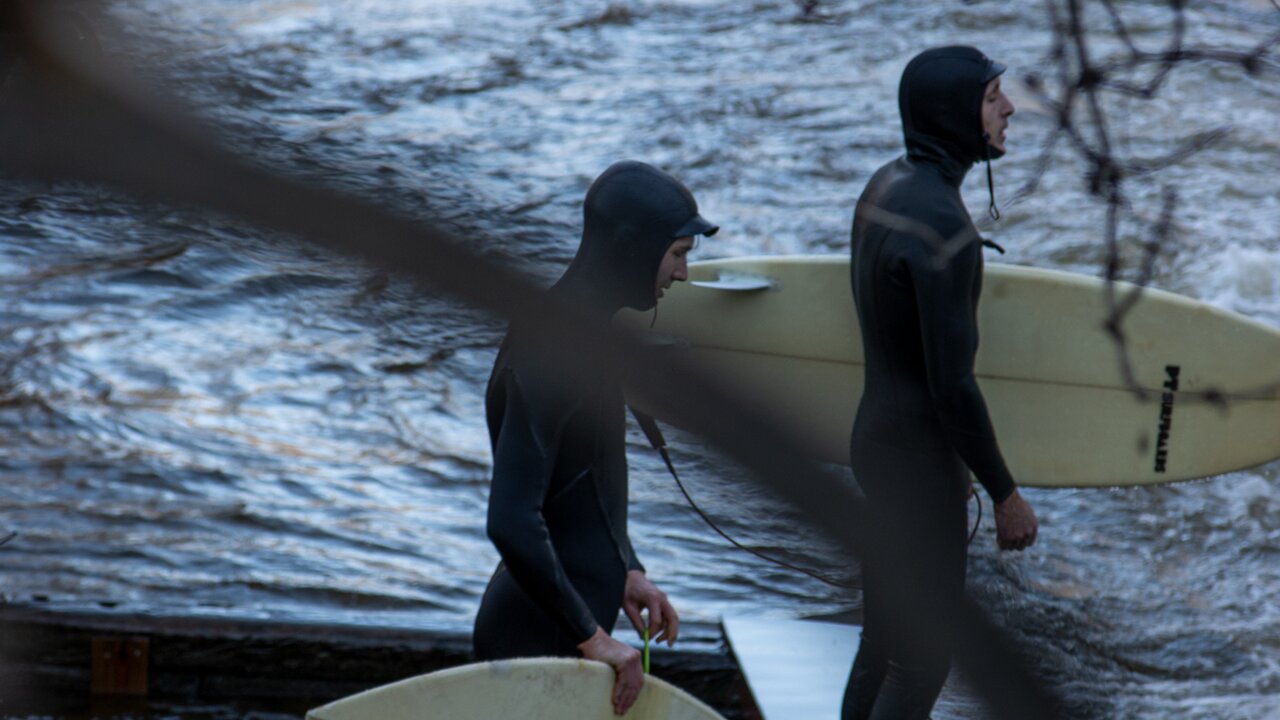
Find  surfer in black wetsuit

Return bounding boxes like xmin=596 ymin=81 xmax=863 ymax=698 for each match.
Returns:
xmin=844 ymin=46 xmax=1039 ymax=720
xmin=474 ymin=160 xmax=717 ymax=716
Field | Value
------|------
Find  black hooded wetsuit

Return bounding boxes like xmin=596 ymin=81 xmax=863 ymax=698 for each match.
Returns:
xmin=843 ymin=47 xmax=1016 ymax=720
xmin=473 ymin=161 xmax=716 ymax=659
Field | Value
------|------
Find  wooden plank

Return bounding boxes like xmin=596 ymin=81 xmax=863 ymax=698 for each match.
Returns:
xmin=90 ymin=636 xmax=149 ymax=695
xmin=722 ymin=617 xmax=858 ymax=720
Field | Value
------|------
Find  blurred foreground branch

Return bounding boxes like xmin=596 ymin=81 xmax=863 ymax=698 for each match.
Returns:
xmin=0 ymin=4 xmax=1061 ymax=718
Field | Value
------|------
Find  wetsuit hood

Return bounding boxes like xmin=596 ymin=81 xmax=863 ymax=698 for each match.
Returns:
xmin=899 ymin=46 xmax=1006 ymax=182
xmin=557 ymin=160 xmax=718 ymax=313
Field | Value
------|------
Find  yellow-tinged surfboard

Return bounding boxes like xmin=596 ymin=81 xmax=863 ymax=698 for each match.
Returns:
xmin=619 ymin=255 xmax=1280 ymax=488
xmin=306 ymin=658 xmax=724 ymax=720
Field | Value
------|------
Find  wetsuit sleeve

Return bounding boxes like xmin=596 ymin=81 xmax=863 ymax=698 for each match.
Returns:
xmin=626 ymin=536 xmax=645 ymax=573
xmin=907 ymin=239 xmax=1017 ymax=503
xmin=486 ymin=370 xmax=600 ymax=643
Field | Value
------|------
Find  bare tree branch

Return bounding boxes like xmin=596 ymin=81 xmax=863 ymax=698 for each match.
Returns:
xmin=1017 ymin=0 xmax=1280 ymax=405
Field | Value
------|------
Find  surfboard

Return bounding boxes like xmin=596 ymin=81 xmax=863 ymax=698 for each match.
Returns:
xmin=618 ymin=255 xmax=1280 ymax=488
xmin=305 ymin=658 xmax=726 ymax=720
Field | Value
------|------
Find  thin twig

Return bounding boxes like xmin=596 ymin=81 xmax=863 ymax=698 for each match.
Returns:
xmin=1017 ymin=0 xmax=1278 ymax=403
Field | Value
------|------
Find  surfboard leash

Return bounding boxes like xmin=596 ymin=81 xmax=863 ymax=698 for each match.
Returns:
xmin=629 ymin=407 xmax=854 ymax=590
xmin=968 ymin=486 xmax=983 ymax=546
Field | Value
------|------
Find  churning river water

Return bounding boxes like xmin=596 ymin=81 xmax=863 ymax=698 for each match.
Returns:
xmin=1 ymin=1 xmax=1278 ymax=718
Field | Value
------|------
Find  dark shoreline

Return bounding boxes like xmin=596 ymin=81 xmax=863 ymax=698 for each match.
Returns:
xmin=0 ymin=604 xmax=760 ymax=719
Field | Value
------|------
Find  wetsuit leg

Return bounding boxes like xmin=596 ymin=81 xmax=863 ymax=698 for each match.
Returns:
xmin=844 ymin=433 xmax=969 ymax=720
xmin=842 ymin=597 xmax=889 ymax=719
xmin=842 ymin=474 xmax=892 ymax=720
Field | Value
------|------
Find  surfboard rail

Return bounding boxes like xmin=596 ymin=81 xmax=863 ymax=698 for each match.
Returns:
xmin=305 ymin=658 xmax=726 ymax=720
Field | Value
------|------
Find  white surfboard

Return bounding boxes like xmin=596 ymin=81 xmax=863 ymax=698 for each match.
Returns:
xmin=305 ymin=658 xmax=725 ymax=720
xmin=619 ymin=255 xmax=1280 ymax=488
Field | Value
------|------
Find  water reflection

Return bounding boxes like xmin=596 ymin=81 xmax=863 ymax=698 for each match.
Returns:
xmin=1 ymin=1 xmax=1278 ymax=718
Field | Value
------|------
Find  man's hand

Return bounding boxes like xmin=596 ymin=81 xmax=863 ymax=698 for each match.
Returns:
xmin=578 ymin=627 xmax=644 ymax=716
xmin=994 ymin=488 xmax=1038 ymax=551
xmin=623 ymin=570 xmax=680 ymax=647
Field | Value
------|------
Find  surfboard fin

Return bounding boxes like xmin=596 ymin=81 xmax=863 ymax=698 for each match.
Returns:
xmin=689 ymin=273 xmax=773 ymax=291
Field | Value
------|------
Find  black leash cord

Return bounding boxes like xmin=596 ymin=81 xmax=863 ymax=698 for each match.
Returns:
xmin=968 ymin=486 xmax=983 ymax=546
xmin=632 ymin=408 xmax=986 ymax=590
xmin=656 ymin=443 xmax=855 ymax=589
xmin=632 ymin=408 xmax=852 ymax=589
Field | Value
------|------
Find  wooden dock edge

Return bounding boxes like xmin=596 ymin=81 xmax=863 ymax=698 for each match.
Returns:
xmin=0 ymin=604 xmax=761 ymax=718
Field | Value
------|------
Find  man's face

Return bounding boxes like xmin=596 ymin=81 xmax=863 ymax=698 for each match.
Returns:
xmin=655 ymin=236 xmax=695 ymax=301
xmin=982 ymin=76 xmax=1016 ymax=154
